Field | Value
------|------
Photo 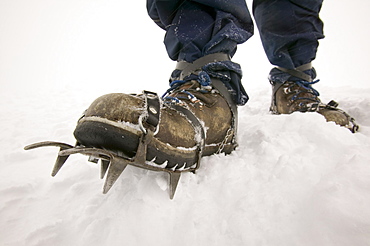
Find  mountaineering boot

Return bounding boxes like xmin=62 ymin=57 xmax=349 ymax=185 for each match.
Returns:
xmin=73 ymin=53 xmax=238 ymax=172
xmin=269 ymin=64 xmax=359 ymax=132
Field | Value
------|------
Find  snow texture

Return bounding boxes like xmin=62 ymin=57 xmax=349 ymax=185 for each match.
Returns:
xmin=1 ymin=1 xmax=370 ymax=246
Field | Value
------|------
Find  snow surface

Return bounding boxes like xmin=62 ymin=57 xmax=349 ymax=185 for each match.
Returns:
xmin=1 ymin=0 xmax=370 ymax=246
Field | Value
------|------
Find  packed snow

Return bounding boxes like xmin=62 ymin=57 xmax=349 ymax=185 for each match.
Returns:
xmin=1 ymin=0 xmax=370 ymax=246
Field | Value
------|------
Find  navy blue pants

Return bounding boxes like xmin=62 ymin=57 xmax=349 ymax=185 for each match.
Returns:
xmin=147 ymin=0 xmax=324 ymax=104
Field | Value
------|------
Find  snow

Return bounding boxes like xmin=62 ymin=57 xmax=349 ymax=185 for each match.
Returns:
xmin=1 ymin=0 xmax=370 ymax=246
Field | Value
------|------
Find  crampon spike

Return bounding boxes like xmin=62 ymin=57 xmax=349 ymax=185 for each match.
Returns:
xmin=103 ymin=157 xmax=128 ymax=194
xmin=100 ymin=160 xmax=110 ymax=179
xmin=51 ymin=154 xmax=70 ymax=177
xmin=169 ymin=172 xmax=181 ymax=199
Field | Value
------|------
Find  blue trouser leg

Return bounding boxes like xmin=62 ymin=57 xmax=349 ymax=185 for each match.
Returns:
xmin=147 ymin=0 xmax=253 ymax=62
xmin=253 ymin=0 xmax=324 ymax=69
xmin=253 ymin=0 xmax=324 ymax=83
xmin=147 ymin=0 xmax=323 ymax=68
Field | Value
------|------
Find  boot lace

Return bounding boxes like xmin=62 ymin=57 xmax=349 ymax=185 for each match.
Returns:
xmin=288 ymin=79 xmax=321 ymax=107
xmin=162 ymin=71 xmax=213 ymax=104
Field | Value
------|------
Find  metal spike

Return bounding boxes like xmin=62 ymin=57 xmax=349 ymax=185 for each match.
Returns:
xmin=169 ymin=172 xmax=181 ymax=199
xmin=100 ymin=160 xmax=110 ymax=179
xmin=51 ymin=147 xmax=71 ymax=176
xmin=103 ymin=157 xmax=128 ymax=194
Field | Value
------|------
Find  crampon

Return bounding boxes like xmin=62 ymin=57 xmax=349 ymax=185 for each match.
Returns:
xmin=24 ymin=133 xmax=189 ymax=199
